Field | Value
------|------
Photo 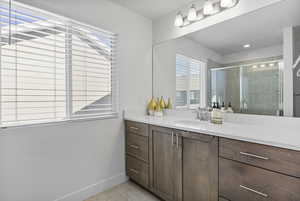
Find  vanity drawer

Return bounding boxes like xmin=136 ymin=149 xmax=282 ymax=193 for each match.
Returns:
xmin=219 ymin=138 xmax=300 ymax=178
xmin=126 ymin=132 xmax=149 ymax=162
xmin=126 ymin=155 xmax=149 ymax=188
xmin=219 ymin=158 xmax=300 ymax=201
xmin=126 ymin=121 xmax=149 ymax=137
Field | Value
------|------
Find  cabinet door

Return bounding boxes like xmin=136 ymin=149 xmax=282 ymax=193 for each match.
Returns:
xmin=150 ymin=126 xmax=181 ymax=201
xmin=181 ymin=131 xmax=218 ymax=201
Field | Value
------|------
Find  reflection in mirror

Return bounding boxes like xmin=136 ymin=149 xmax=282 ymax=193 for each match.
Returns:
xmin=210 ymin=59 xmax=284 ymax=116
xmin=153 ymin=0 xmax=300 ymax=117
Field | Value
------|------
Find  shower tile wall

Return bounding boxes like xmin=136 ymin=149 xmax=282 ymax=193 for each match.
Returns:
xmin=211 ymin=62 xmax=282 ymax=116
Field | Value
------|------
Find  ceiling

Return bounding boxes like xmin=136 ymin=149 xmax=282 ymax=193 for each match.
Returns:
xmin=187 ymin=0 xmax=300 ymax=55
xmin=107 ymin=0 xmax=200 ymax=19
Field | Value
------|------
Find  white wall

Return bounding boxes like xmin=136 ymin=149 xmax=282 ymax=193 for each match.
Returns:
xmin=0 ymin=0 xmax=153 ymax=201
xmin=222 ymin=44 xmax=283 ymax=64
xmin=153 ymin=0 xmax=283 ymax=44
xmin=153 ymin=37 xmax=222 ymax=102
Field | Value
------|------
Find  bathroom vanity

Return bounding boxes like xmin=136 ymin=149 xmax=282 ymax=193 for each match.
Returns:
xmin=124 ymin=116 xmax=300 ymax=201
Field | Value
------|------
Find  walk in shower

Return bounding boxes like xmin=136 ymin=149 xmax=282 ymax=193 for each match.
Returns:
xmin=210 ymin=59 xmax=284 ymax=116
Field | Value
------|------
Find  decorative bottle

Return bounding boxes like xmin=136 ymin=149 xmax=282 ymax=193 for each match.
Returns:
xmin=166 ymin=98 xmax=173 ymax=109
xmin=147 ymin=97 xmax=157 ymax=116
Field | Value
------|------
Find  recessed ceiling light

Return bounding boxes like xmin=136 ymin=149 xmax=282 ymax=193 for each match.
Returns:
xmin=243 ymin=44 xmax=251 ymax=48
xmin=252 ymin=65 xmax=258 ymax=69
xmin=260 ymin=64 xmax=266 ymax=68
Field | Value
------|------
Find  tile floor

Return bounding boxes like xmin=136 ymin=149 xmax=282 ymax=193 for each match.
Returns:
xmin=84 ymin=181 xmax=161 ymax=201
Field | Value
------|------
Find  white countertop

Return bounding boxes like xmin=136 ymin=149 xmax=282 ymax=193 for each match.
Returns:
xmin=124 ymin=113 xmax=300 ymax=152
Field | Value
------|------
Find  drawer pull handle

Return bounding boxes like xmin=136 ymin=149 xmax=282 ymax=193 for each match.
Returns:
xmin=129 ymin=168 xmax=139 ymax=174
xmin=171 ymin=131 xmax=174 ymax=146
xmin=129 ymin=144 xmax=140 ymax=149
xmin=130 ymin=126 xmax=139 ymax=131
xmin=176 ymin=134 xmax=179 ymax=149
xmin=240 ymin=152 xmax=269 ymax=160
xmin=240 ymin=185 xmax=268 ymax=198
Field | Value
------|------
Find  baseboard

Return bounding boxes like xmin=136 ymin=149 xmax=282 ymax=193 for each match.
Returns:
xmin=52 ymin=173 xmax=128 ymax=201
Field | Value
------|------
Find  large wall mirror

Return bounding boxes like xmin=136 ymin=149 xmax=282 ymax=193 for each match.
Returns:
xmin=153 ymin=0 xmax=300 ymax=117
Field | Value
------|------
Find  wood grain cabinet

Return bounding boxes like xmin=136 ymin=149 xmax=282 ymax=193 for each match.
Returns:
xmin=125 ymin=121 xmax=150 ymax=188
xmin=180 ymin=131 xmax=219 ymax=201
xmin=219 ymin=138 xmax=300 ymax=201
xmin=150 ymin=126 xmax=181 ymax=201
xmin=126 ymin=121 xmax=300 ymax=201
xmin=149 ymin=126 xmax=219 ymax=201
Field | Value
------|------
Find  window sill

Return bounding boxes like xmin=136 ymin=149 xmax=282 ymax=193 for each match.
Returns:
xmin=0 ymin=113 xmax=119 ymax=131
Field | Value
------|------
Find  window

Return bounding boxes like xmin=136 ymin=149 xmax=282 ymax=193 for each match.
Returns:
xmin=0 ymin=0 xmax=117 ymax=127
xmin=176 ymin=54 xmax=206 ymax=109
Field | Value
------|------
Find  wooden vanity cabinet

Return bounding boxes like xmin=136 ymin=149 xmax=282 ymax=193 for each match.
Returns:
xmin=180 ymin=131 xmax=218 ymax=201
xmin=149 ymin=126 xmax=219 ymax=201
xmin=149 ymin=125 xmax=181 ymax=201
xmin=125 ymin=121 xmax=150 ymax=188
xmin=219 ymin=138 xmax=300 ymax=201
xmin=126 ymin=120 xmax=300 ymax=201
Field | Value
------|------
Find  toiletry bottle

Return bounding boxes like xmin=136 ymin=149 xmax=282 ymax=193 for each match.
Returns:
xmin=216 ymin=102 xmax=220 ymax=109
xmin=227 ymin=102 xmax=234 ymax=113
xmin=221 ymin=102 xmax=226 ymax=112
xmin=211 ymin=102 xmax=223 ymax=124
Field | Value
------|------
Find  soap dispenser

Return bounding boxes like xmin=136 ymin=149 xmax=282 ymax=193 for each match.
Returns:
xmin=211 ymin=102 xmax=223 ymax=124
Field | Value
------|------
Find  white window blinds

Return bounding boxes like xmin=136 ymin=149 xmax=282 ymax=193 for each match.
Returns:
xmin=0 ymin=0 xmax=117 ymax=127
xmin=70 ymin=23 xmax=117 ymax=119
xmin=176 ymin=54 xmax=205 ymax=109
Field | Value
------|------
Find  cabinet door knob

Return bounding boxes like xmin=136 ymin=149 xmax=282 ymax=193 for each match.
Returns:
xmin=240 ymin=185 xmax=268 ymax=198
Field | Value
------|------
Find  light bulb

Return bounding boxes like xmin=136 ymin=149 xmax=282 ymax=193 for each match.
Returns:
xmin=174 ymin=12 xmax=184 ymax=27
xmin=187 ymin=4 xmax=197 ymax=21
xmin=203 ymin=0 xmax=214 ymax=15
xmin=196 ymin=12 xmax=204 ymax=21
xmin=211 ymin=3 xmax=220 ymax=14
xmin=220 ymin=0 xmax=236 ymax=8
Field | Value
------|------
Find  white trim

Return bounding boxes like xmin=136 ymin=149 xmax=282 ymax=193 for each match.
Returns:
xmin=200 ymin=62 xmax=207 ymax=108
xmin=12 ymin=0 xmax=116 ymax=35
xmin=52 ymin=173 xmax=127 ymax=201
xmin=0 ymin=0 xmax=119 ymax=127
xmin=0 ymin=113 xmax=118 ymax=131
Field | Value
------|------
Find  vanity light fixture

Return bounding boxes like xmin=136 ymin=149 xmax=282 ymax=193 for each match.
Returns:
xmin=174 ymin=12 xmax=184 ymax=27
xmin=175 ymin=0 xmax=239 ymax=28
xmin=187 ymin=4 xmax=197 ymax=21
